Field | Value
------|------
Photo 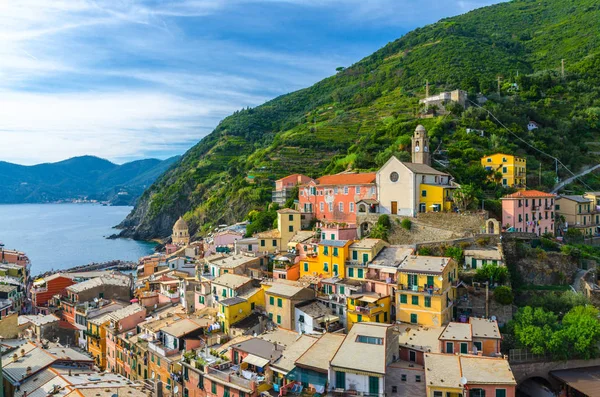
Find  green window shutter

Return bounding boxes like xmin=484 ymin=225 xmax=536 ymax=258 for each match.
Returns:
xmin=333 ymin=264 xmax=338 ymax=276
xmin=384 ymin=312 xmax=388 ymax=322
xmin=222 ymin=289 xmax=226 ymax=297
xmin=323 ymin=246 xmax=328 ymax=255
xmin=495 ymin=389 xmax=506 ymax=397
xmin=400 ymin=294 xmax=407 ymax=304
xmin=474 ymin=341 xmax=482 ymax=351
xmin=333 ymin=247 xmax=338 ymax=256
xmin=357 ymin=269 xmax=364 ymax=278
xmin=424 ymin=296 xmax=431 ymax=308
xmin=336 ymin=371 xmax=346 ymax=389
xmin=461 ymin=343 xmax=468 ymax=354
xmin=339 ymin=286 xmax=345 ymax=295
xmin=357 ymin=314 xmax=362 ymax=322
xmin=269 ymin=313 xmax=273 ymax=320
xmin=212 ymin=381 xmax=217 ymax=394
xmin=410 ymin=313 xmax=417 ymax=324
xmin=277 ymin=315 xmax=281 ymax=324
xmin=362 ymin=253 xmax=369 ymax=263
xmin=411 ymin=295 xmax=419 ymax=305
xmin=375 ymin=314 xmax=380 ymax=322
xmin=368 ymin=376 xmax=379 ymax=395
xmin=352 ymin=250 xmax=358 ymax=260
xmin=472 ymin=258 xmax=477 ymax=269
xmin=349 ymin=268 xmax=354 ymax=277
xmin=277 ymin=298 xmax=282 ymax=307
xmin=304 ymin=263 xmax=308 ymax=272
xmin=269 ymin=296 xmax=274 ymax=305
xmin=426 ymin=275 xmax=434 ymax=286
xmin=446 ymin=342 xmax=453 ymax=354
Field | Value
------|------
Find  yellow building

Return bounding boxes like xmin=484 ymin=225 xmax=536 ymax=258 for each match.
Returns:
xmin=555 ymin=195 xmax=599 ymax=236
xmin=217 ymin=287 xmax=265 ymax=334
xmin=256 ymin=208 xmax=301 ymax=253
xmin=300 ymin=240 xmax=353 ymax=279
xmin=263 ymin=283 xmax=315 ymax=330
xmin=346 ymin=292 xmax=391 ymax=330
xmin=87 ymin=313 xmax=111 ymax=369
xmin=481 ymin=153 xmax=526 ymax=188
xmin=172 ymin=216 xmax=190 ymax=245
xmin=397 ymin=255 xmax=458 ymax=327
xmin=419 ymin=183 xmax=455 ymax=213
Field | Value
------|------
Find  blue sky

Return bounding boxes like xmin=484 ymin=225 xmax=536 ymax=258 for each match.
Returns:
xmin=0 ymin=0 xmax=502 ymax=165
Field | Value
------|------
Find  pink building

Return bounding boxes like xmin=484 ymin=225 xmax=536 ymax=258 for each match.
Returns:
xmin=272 ymin=174 xmax=314 ymax=205
xmin=501 ymin=190 xmax=556 ymax=236
xmin=318 ymin=222 xmax=358 ymax=241
xmin=104 ymin=304 xmax=147 ymax=374
xmin=207 ymin=230 xmax=245 ymax=254
xmin=298 ymin=172 xmax=377 ymax=225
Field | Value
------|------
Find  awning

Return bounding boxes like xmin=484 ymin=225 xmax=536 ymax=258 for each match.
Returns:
xmin=378 ymin=267 xmax=398 ymax=274
xmin=357 ymin=199 xmax=379 ymax=205
xmin=243 ymin=354 xmax=270 ymax=368
xmin=360 ymin=296 xmax=380 ymax=303
xmin=286 ymin=366 xmax=327 ymax=386
xmin=322 ymin=314 xmax=339 ymax=323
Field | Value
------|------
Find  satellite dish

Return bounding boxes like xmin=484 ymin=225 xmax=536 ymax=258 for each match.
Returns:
xmin=460 ymin=377 xmax=468 ymax=386
xmin=438 ymin=276 xmax=443 ymax=282
xmin=174 ymin=386 xmax=179 ymax=394
xmin=491 ymin=315 xmax=497 ymax=321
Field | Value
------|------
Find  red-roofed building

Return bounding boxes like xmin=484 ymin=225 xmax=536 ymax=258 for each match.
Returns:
xmin=31 ymin=274 xmax=76 ymax=314
xmin=298 ymin=172 xmax=377 ymax=224
xmin=501 ymin=190 xmax=556 ymax=236
xmin=272 ymin=174 xmax=314 ymax=205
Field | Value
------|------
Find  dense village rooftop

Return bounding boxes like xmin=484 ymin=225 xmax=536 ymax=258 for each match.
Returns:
xmin=349 ymin=238 xmax=385 ymax=249
xmin=212 ymin=273 xmax=253 ymax=289
xmin=264 ymin=283 xmax=308 ymax=298
xmin=398 ymin=255 xmax=453 ymax=274
xmin=397 ymin=324 xmax=441 ymax=353
xmin=464 ymin=248 xmax=503 ymax=261
xmin=330 ymin=322 xmax=392 ymax=375
xmin=161 ymin=317 xmax=209 ymax=337
xmin=470 ymin=317 xmax=501 ymax=339
xmin=66 ymin=274 xmax=130 ymax=293
xmin=439 ymin=322 xmax=472 ymax=341
xmin=270 ymin=334 xmax=318 ymax=374
xmin=18 ymin=313 xmax=59 ymax=327
xmin=208 ymin=254 xmax=260 ymax=269
xmin=295 ymin=332 xmax=345 ymax=372
xmin=370 ymin=246 xmax=414 ymax=268
xmin=424 ymin=353 xmax=516 ymax=389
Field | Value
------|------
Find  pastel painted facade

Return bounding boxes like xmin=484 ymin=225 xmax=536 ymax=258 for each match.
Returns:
xmin=273 ymin=256 xmax=300 ymax=281
xmin=300 ymin=240 xmax=353 ymax=279
xmin=207 ymin=230 xmax=245 ymax=255
xmin=264 ymin=283 xmax=316 ymax=330
xmin=272 ymin=173 xmax=314 ymax=205
xmin=217 ymin=287 xmax=264 ymax=334
xmin=397 ymin=256 xmax=458 ymax=327
xmin=481 ymin=153 xmax=526 ymax=188
xmin=317 ymin=222 xmax=358 ymax=241
xmin=31 ymin=274 xmax=75 ymax=312
xmin=555 ymin=195 xmax=600 ymax=237
xmin=255 ymin=209 xmax=301 ymax=253
xmin=501 ymin=190 xmax=555 ymax=236
xmin=298 ymin=173 xmax=378 ymax=224
xmin=346 ymin=292 xmax=391 ymax=330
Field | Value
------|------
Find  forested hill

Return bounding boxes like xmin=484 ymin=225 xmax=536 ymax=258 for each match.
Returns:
xmin=0 ymin=156 xmax=179 ymax=205
xmin=118 ymin=0 xmax=600 ymax=240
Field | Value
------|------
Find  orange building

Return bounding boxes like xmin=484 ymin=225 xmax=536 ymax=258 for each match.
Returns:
xmin=298 ymin=172 xmax=377 ymax=224
xmin=31 ymin=274 xmax=76 ymax=313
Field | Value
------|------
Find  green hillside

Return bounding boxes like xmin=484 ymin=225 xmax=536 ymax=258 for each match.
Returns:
xmin=118 ymin=0 xmax=600 ymax=240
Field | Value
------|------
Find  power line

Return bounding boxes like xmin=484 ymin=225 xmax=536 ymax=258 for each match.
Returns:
xmin=467 ymin=99 xmax=595 ymax=191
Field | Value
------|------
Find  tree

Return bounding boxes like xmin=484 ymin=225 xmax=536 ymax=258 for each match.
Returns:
xmin=474 ymin=263 xmax=509 ymax=284
xmin=377 ymin=214 xmax=392 ymax=229
xmin=369 ymin=223 xmax=389 ymax=241
xmin=444 ymin=246 xmax=463 ymax=263
xmin=336 ymin=66 xmax=345 ymax=72
xmin=453 ymin=184 xmax=479 ymax=211
xmin=493 ymin=286 xmax=514 ymax=305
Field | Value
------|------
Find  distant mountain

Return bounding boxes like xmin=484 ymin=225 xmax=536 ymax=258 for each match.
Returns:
xmin=0 ymin=155 xmax=180 ymax=205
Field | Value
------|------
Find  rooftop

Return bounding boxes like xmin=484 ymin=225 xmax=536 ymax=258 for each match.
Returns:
xmin=423 ymin=354 xmax=463 ymax=390
xmin=558 ymin=195 xmax=593 ymax=204
xmin=258 ymin=328 xmax=303 ymax=348
xmin=295 ymin=300 xmax=331 ymax=318
xmin=424 ymin=354 xmax=516 ymax=389
xmin=271 ymin=334 xmax=318 ymax=373
xmin=108 ymin=303 xmax=145 ymax=322
xmin=470 ymin=317 xmax=501 ymax=340
xmin=289 ymin=230 xmax=315 ymax=244
xmin=315 ymin=172 xmax=376 ymax=186
xmin=212 ymin=273 xmax=253 ymax=290
xmin=66 ymin=274 xmax=130 ymax=293
xmin=265 ymin=283 xmax=310 ymax=298
xmin=277 ymin=208 xmax=301 ymax=214
xmin=255 ymin=228 xmax=282 ymax=239
xmin=161 ymin=317 xmax=208 ymax=337
xmin=551 ymin=366 xmax=600 ymax=396
xmin=209 ymin=254 xmax=260 ymax=269
xmin=18 ymin=313 xmax=59 ymax=326
xmin=296 ymin=332 xmax=346 ymax=372
xmin=0 ymin=284 xmax=17 ymax=293
xmin=398 ymin=255 xmax=453 ymax=275
xmin=233 ymin=337 xmax=282 ymax=362
xmin=370 ymin=246 xmax=413 ymax=268
xmin=330 ymin=323 xmax=392 ymax=375
xmin=319 ymin=239 xmax=350 ymax=247
xmin=439 ymin=322 xmax=472 ymax=341
xmin=397 ymin=325 xmax=441 ymax=353
xmin=349 ymin=238 xmax=385 ymax=250
xmin=401 ymin=162 xmax=449 ymax=176
xmin=502 ymin=190 xmax=556 ymax=199
xmin=464 ymin=248 xmax=503 ymax=261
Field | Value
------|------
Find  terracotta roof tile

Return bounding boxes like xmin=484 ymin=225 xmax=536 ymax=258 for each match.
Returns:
xmin=502 ymin=190 xmax=556 ymax=199
xmin=315 ymin=172 xmax=376 ymax=186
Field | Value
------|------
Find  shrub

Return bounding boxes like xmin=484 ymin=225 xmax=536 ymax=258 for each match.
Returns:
xmin=401 ymin=218 xmax=412 ymax=230
xmin=377 ymin=214 xmax=392 ymax=229
xmin=494 ymin=286 xmax=514 ymax=305
xmin=444 ymin=246 xmax=463 ymax=263
xmin=540 ymin=237 xmax=559 ymax=251
xmin=418 ymin=247 xmax=432 ymax=256
xmin=476 ymin=237 xmax=490 ymax=246
xmin=475 ymin=263 xmax=509 ymax=284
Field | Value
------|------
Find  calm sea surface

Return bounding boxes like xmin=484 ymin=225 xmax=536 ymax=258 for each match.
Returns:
xmin=0 ymin=204 xmax=155 ymax=275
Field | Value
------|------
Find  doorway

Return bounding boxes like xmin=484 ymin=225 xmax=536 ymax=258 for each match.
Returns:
xmin=391 ymin=201 xmax=398 ymax=215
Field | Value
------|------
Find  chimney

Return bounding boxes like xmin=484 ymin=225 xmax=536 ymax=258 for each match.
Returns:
xmin=26 ymin=366 xmax=32 ymax=376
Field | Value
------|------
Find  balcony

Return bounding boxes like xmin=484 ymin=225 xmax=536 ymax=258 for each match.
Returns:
xmin=351 ymin=305 xmax=383 ymax=316
xmin=365 ymin=272 xmax=396 ymax=284
xmin=398 ymin=284 xmax=443 ymax=295
xmin=206 ymin=365 xmax=256 ymax=391
xmin=346 ymin=260 xmax=368 ymax=267
xmin=148 ymin=340 xmax=179 ymax=357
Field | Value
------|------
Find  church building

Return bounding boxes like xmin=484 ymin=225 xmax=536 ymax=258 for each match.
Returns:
xmin=172 ymin=216 xmax=190 ymax=246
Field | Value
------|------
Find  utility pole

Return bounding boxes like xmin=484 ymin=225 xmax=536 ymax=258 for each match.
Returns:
xmin=539 ymin=162 xmax=542 ymax=186
xmin=497 ymin=76 xmax=501 ymax=96
xmin=561 ymin=59 xmax=565 ymax=80
xmin=485 ymin=281 xmax=489 ymax=318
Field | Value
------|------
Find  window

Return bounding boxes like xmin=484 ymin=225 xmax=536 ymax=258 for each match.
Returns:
xmin=349 ymin=268 xmax=354 ymax=277
xmin=328 ymin=203 xmax=333 ymax=212
xmin=401 ymin=374 xmax=407 ymax=382
xmin=350 ymin=202 xmax=355 ymax=212
xmin=357 ymin=269 xmax=364 ymax=278
xmin=299 ymin=314 xmax=305 ymax=323
xmin=272 ymin=239 xmax=277 ymax=247
xmin=357 ymin=314 xmax=362 ymax=322
xmin=370 ymin=187 xmax=376 ymax=195
xmin=288 ymin=225 xmax=293 ymax=232
xmin=323 ymin=246 xmax=329 ymax=255
xmin=474 ymin=341 xmax=482 ymax=351
xmin=240 ymin=392 xmax=246 ymax=397
xmin=333 ymin=264 xmax=338 ymax=276
xmin=211 ymin=381 xmax=217 ymax=394
xmin=411 ymin=295 xmax=419 ymax=305
xmin=495 ymin=389 xmax=506 ymax=397
xmin=339 ymin=202 xmax=344 ymax=212
xmin=330 ymin=233 xmax=335 ymax=239
xmin=323 ymin=263 xmax=329 ymax=272
xmin=400 ymin=294 xmax=407 ymax=304
xmin=502 ymin=178 xmax=507 ymax=185
xmin=339 ymin=286 xmax=345 ymax=295
xmin=446 ymin=342 xmax=454 ymax=353
xmin=355 ymin=186 xmax=360 ymax=194
xmin=320 ymin=202 xmax=324 ymax=212
xmin=470 ymin=389 xmax=486 ymax=397
xmin=362 ymin=253 xmax=369 ymax=263
xmin=261 ymin=240 xmax=265 ymax=247
xmin=461 ymin=342 xmax=468 ymax=354
xmin=269 ymin=296 xmax=274 ymax=305
xmin=277 ymin=298 xmax=282 ymax=307
xmin=334 ymin=187 xmax=339 ymax=194
xmin=434 ymin=392 xmax=443 ymax=397
xmin=303 ymin=263 xmax=308 ymax=272
xmin=333 ymin=247 xmax=338 ymax=257
xmin=409 ymin=350 xmax=416 ymax=362
xmin=269 ymin=313 xmax=273 ymax=320
xmin=344 ymin=186 xmax=349 ymax=195
xmin=410 ymin=313 xmax=417 ymax=324
xmin=424 ymin=296 xmax=431 ymax=307
xmin=502 ymin=166 xmax=507 ymax=173
xmin=421 ymin=190 xmax=427 ymax=197
xmin=391 ymin=386 xmax=398 ymax=393
xmin=276 ymin=314 xmax=281 ymax=324
xmin=288 ymin=214 xmax=294 ymax=221
xmin=352 ymin=250 xmax=358 ymax=260
xmin=415 ymin=375 xmax=421 ymax=383
xmin=518 ymin=214 xmax=522 ymax=222
xmin=157 ymin=357 xmax=161 ymax=366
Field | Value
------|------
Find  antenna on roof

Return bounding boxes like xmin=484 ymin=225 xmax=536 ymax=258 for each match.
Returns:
xmin=460 ymin=377 xmax=468 ymax=386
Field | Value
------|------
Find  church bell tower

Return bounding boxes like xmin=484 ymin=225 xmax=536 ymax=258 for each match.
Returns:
xmin=411 ymin=125 xmax=430 ymax=165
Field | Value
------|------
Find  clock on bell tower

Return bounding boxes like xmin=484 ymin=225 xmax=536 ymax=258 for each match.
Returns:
xmin=411 ymin=125 xmax=431 ymax=165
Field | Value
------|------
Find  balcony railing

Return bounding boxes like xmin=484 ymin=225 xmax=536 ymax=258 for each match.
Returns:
xmin=352 ymin=305 xmax=383 ymax=316
xmin=365 ymin=273 xmax=396 ymax=284
xmin=398 ymin=284 xmax=443 ymax=295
